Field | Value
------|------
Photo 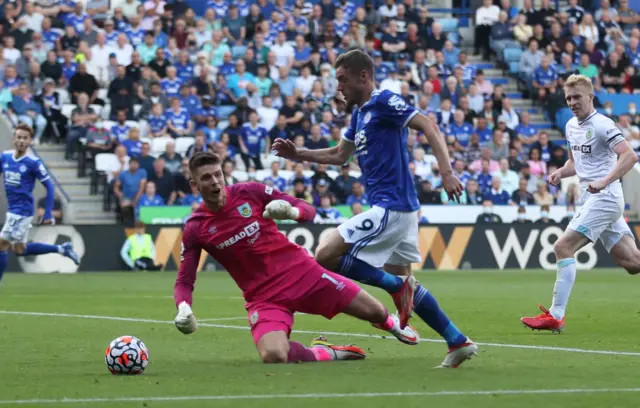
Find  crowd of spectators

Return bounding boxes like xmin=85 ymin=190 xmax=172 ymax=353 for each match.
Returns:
xmin=0 ymin=0 xmax=638 ymax=224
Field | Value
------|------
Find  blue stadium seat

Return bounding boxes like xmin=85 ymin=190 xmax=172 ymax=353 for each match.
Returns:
xmin=488 ymin=78 xmax=509 ymax=85
xmin=439 ymin=18 xmax=459 ymax=33
xmin=508 ymin=62 xmax=519 ymax=75
xmin=598 ymin=94 xmax=639 ymax=115
xmin=503 ymin=48 xmax=522 ymax=63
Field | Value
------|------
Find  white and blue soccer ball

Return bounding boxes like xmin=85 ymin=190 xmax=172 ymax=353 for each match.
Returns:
xmin=104 ymin=336 xmax=150 ymax=375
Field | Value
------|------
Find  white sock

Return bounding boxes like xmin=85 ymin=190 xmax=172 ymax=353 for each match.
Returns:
xmin=549 ymin=258 xmax=576 ymax=320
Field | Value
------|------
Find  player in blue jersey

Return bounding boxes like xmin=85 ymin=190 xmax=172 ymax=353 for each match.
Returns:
xmin=0 ymin=124 xmax=80 ymax=283
xmin=273 ymin=50 xmax=478 ymax=368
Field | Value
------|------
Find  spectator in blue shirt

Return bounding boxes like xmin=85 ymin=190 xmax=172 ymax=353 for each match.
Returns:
xmin=114 ymin=158 xmax=147 ymax=224
xmin=449 ymin=110 xmax=474 ymax=147
xmin=147 ymin=103 xmax=168 ymax=138
xmin=160 ymin=66 xmax=183 ymax=98
xmin=121 ymin=127 xmax=143 ymax=159
xmin=166 ymin=98 xmax=194 ymax=137
xmin=474 ymin=117 xmax=493 ymax=144
xmin=136 ymin=181 xmax=164 ymax=218
xmin=276 ymin=66 xmax=297 ymax=97
xmin=315 ymin=194 xmax=344 ymax=224
xmin=514 ymin=111 xmax=538 ymax=147
xmin=532 ymin=56 xmax=558 ymax=102
xmin=263 ymin=161 xmax=287 ymax=191
xmin=179 ymin=85 xmax=201 ymax=116
xmin=453 ymin=159 xmax=473 ymax=187
xmin=174 ymin=51 xmax=195 ymax=83
xmin=182 ymin=183 xmax=204 ymax=209
xmin=484 ymin=176 xmax=513 ymax=205
xmin=346 ymin=181 xmax=369 ymax=206
xmin=475 ymin=159 xmax=494 ymax=195
xmin=218 ymin=52 xmax=237 ymax=77
xmin=111 ymin=109 xmax=131 ymax=143
xmin=65 ymin=2 xmax=89 ymax=34
xmin=239 ymin=111 xmax=269 ymax=170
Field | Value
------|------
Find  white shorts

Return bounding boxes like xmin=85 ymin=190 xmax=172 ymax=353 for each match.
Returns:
xmin=0 ymin=213 xmax=33 ymax=244
xmin=568 ymin=188 xmax=632 ymax=253
xmin=337 ymin=206 xmax=421 ymax=268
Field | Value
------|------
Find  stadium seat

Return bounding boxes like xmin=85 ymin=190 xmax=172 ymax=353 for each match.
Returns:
xmin=509 ymin=62 xmax=519 ymax=75
xmin=125 ymin=120 xmax=139 ymax=129
xmin=232 ymin=170 xmax=249 ymax=182
xmin=175 ymin=137 xmax=194 ymax=156
xmin=151 ymin=136 xmax=172 ymax=156
xmin=102 ymin=104 xmax=111 ymax=119
xmin=92 ymin=153 xmax=118 ymax=196
xmin=503 ymin=48 xmax=522 ymax=64
xmin=57 ymin=88 xmax=70 ymax=104
xmin=97 ymin=88 xmax=108 ymax=101
xmin=61 ymin=104 xmax=75 ymax=119
xmin=439 ymin=18 xmax=459 ymax=33
xmin=133 ymin=104 xmax=142 ymax=117
xmin=100 ymin=120 xmax=116 ymax=130
xmin=90 ymin=104 xmax=103 ymax=117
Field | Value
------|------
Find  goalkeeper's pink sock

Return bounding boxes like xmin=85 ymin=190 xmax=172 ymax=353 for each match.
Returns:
xmin=288 ymin=341 xmax=326 ymax=362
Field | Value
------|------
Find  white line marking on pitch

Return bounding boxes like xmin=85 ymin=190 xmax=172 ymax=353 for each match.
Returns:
xmin=1 ymin=310 xmax=639 ymax=357
xmin=2 ymin=388 xmax=640 ymax=405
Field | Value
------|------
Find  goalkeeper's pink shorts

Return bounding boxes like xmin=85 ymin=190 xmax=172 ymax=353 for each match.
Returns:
xmin=245 ymin=266 xmax=361 ymax=344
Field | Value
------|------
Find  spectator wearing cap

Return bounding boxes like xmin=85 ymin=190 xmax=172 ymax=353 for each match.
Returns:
xmin=312 ymin=178 xmax=334 ymax=207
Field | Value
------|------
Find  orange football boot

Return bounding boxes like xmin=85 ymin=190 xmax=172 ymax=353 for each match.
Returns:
xmin=521 ymin=305 xmax=565 ymax=333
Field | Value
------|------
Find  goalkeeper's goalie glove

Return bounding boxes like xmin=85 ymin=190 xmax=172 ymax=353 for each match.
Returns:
xmin=262 ymin=199 xmax=300 ymax=220
xmin=175 ymin=301 xmax=197 ymax=334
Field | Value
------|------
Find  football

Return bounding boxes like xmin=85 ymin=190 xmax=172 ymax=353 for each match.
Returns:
xmin=104 ymin=336 xmax=150 ymax=375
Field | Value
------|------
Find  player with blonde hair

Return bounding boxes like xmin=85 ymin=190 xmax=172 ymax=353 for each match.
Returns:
xmin=521 ymin=74 xmax=640 ymax=332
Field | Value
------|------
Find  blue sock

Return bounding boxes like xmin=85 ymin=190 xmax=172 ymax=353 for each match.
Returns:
xmin=414 ymin=285 xmax=467 ymax=347
xmin=338 ymin=254 xmax=404 ymax=293
xmin=0 ymin=251 xmax=7 ymax=282
xmin=22 ymin=242 xmax=61 ymax=256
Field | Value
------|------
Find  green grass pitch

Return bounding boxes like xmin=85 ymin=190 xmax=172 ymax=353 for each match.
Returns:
xmin=1 ymin=270 xmax=640 ymax=408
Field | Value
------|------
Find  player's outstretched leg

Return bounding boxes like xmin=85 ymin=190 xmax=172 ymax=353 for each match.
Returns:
xmin=15 ymin=242 xmax=80 ymax=265
xmin=256 ymin=331 xmax=365 ymax=363
xmin=316 ymin=230 xmax=415 ymax=328
xmin=341 ymin=288 xmax=420 ymax=346
xmin=521 ymin=230 xmax=588 ymax=333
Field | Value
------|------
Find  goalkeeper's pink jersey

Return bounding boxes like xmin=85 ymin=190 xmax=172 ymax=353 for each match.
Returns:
xmin=174 ymin=182 xmax=317 ymax=306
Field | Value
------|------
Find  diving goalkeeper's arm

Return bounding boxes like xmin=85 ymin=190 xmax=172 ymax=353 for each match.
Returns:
xmin=173 ymin=223 xmax=201 ymax=334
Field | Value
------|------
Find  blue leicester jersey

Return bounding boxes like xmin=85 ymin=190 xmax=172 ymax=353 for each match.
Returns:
xmin=241 ymin=124 xmax=268 ymax=156
xmin=343 ymin=90 xmax=420 ymax=212
xmin=1 ymin=150 xmax=50 ymax=217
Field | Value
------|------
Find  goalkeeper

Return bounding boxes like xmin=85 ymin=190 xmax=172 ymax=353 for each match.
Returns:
xmin=174 ymin=152 xmax=420 ymax=363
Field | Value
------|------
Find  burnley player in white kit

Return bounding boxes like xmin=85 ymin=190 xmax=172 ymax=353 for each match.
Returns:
xmin=274 ymin=49 xmax=478 ymax=368
xmin=522 ymin=74 xmax=640 ymax=332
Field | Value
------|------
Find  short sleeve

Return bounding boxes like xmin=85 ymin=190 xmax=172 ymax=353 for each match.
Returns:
xmin=342 ymin=108 xmax=359 ymax=143
xmin=597 ymin=117 xmax=625 ymax=149
xmin=376 ymin=91 xmax=419 ymax=128
xmin=34 ymin=160 xmax=50 ymax=182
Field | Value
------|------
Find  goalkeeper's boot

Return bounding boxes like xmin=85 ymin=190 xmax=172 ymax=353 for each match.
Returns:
xmin=372 ymin=313 xmax=420 ymax=345
xmin=61 ymin=242 xmax=80 ymax=265
xmin=310 ymin=337 xmax=366 ymax=361
xmin=521 ymin=305 xmax=565 ymax=333
xmin=390 ymin=275 xmax=417 ymax=329
xmin=437 ymin=338 xmax=478 ymax=368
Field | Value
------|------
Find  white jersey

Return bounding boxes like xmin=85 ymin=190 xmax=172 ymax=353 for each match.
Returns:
xmin=566 ymin=110 xmax=625 ymax=188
